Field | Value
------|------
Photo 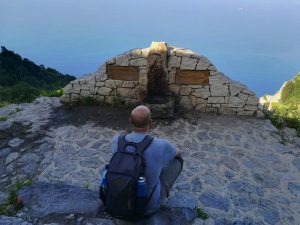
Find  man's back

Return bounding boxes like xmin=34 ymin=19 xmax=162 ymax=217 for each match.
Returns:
xmin=111 ymin=131 xmax=176 ymax=214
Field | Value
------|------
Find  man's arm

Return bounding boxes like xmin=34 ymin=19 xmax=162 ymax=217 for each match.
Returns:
xmin=161 ymin=140 xmax=180 ymax=166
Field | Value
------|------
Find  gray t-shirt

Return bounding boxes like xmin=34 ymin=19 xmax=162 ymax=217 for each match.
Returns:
xmin=111 ymin=131 xmax=176 ymax=214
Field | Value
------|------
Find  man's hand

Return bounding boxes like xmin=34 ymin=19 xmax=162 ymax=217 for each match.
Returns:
xmin=175 ymin=148 xmax=181 ymax=157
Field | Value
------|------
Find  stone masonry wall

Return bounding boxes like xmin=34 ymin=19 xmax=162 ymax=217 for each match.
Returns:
xmin=60 ymin=43 xmax=265 ymax=117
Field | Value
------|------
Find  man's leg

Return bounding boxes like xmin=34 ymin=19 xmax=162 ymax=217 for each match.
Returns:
xmin=159 ymin=156 xmax=183 ymax=203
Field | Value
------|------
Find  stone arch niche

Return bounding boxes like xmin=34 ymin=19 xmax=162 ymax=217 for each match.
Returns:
xmin=61 ymin=42 xmax=265 ymax=118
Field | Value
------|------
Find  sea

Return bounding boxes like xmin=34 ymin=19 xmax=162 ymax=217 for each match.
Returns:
xmin=1 ymin=0 xmax=300 ymax=96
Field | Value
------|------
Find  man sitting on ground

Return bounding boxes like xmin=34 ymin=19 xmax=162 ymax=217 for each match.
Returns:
xmin=110 ymin=105 xmax=183 ymax=215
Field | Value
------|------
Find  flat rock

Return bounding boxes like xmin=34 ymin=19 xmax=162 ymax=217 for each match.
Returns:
xmin=219 ymin=156 xmax=240 ymax=171
xmin=191 ymin=178 xmax=202 ymax=192
xmin=8 ymin=138 xmax=24 ymax=147
xmin=0 ymin=216 xmax=32 ymax=225
xmin=228 ymin=181 xmax=264 ymax=196
xmin=292 ymin=158 xmax=300 ymax=172
xmin=84 ymin=218 xmax=115 ymax=225
xmin=294 ymin=137 xmax=300 ymax=147
xmin=0 ymin=191 xmax=7 ymax=203
xmin=252 ymin=170 xmax=280 ymax=188
xmin=116 ymin=207 xmax=197 ymax=225
xmin=288 ymin=182 xmax=300 ymax=196
xmin=224 ymin=171 xmax=235 ymax=178
xmin=6 ymin=152 xmax=20 ymax=164
xmin=166 ymin=191 xmax=197 ymax=209
xmin=0 ymin=148 xmax=11 ymax=157
xmin=18 ymin=182 xmax=103 ymax=217
xmin=258 ymin=200 xmax=280 ymax=224
xmin=199 ymin=192 xmax=230 ymax=212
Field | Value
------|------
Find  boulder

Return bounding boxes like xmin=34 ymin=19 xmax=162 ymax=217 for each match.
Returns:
xmin=18 ymin=182 xmax=103 ymax=217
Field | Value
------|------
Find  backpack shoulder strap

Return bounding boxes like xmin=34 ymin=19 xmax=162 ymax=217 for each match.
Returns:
xmin=117 ymin=134 xmax=153 ymax=154
xmin=135 ymin=135 xmax=154 ymax=154
xmin=117 ymin=134 xmax=127 ymax=152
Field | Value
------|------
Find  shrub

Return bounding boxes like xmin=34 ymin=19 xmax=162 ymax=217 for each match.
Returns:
xmin=269 ymin=102 xmax=300 ymax=136
xmin=0 ymin=46 xmax=75 ymax=105
xmin=0 ymin=82 xmax=40 ymax=103
xmin=281 ymin=73 xmax=300 ymax=104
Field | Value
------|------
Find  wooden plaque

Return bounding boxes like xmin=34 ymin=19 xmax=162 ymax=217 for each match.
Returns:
xmin=176 ymin=69 xmax=209 ymax=85
xmin=107 ymin=65 xmax=139 ymax=81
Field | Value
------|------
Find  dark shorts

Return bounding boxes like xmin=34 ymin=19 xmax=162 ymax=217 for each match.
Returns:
xmin=159 ymin=156 xmax=183 ymax=203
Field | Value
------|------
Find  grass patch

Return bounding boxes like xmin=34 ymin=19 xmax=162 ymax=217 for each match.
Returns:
xmin=40 ymin=88 xmax=64 ymax=97
xmin=0 ymin=102 xmax=9 ymax=108
xmin=82 ymin=182 xmax=89 ymax=189
xmin=195 ymin=207 xmax=209 ymax=220
xmin=0 ymin=116 xmax=8 ymax=122
xmin=0 ymin=179 xmax=32 ymax=216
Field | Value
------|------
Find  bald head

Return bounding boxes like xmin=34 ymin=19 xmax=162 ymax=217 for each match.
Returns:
xmin=130 ymin=105 xmax=151 ymax=128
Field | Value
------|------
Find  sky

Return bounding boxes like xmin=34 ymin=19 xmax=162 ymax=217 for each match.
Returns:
xmin=0 ymin=0 xmax=300 ymax=96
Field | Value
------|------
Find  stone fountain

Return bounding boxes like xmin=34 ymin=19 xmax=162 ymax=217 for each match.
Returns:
xmin=61 ymin=41 xmax=265 ymax=118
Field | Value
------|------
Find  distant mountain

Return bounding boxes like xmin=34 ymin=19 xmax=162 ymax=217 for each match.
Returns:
xmin=0 ymin=46 xmax=75 ymax=89
xmin=260 ymin=72 xmax=300 ymax=107
xmin=0 ymin=46 xmax=75 ymax=104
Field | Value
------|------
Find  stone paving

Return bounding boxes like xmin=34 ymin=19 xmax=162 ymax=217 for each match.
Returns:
xmin=1 ymin=97 xmax=300 ymax=225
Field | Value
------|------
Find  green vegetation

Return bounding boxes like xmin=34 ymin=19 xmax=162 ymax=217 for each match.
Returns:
xmin=0 ymin=102 xmax=9 ymax=108
xmin=281 ymin=73 xmax=300 ymax=104
xmin=79 ymin=96 xmax=100 ymax=106
xmin=0 ymin=179 xmax=32 ymax=216
xmin=82 ymin=182 xmax=90 ymax=189
xmin=267 ymin=72 xmax=300 ymax=136
xmin=195 ymin=207 xmax=209 ymax=220
xmin=0 ymin=46 xmax=75 ymax=105
xmin=111 ymin=89 xmax=123 ymax=106
xmin=0 ymin=116 xmax=8 ymax=122
xmin=268 ymin=103 xmax=300 ymax=136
